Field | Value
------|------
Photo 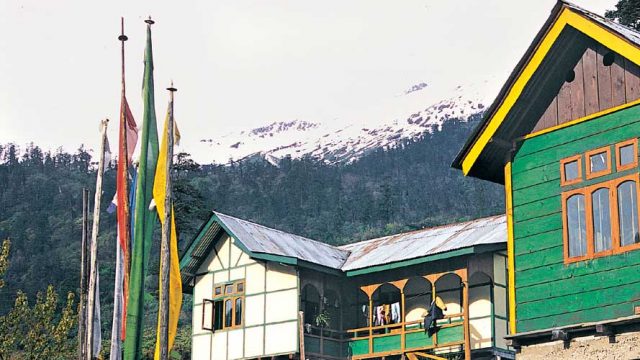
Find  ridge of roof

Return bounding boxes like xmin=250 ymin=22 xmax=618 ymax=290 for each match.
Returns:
xmin=213 ymin=211 xmax=348 ymax=254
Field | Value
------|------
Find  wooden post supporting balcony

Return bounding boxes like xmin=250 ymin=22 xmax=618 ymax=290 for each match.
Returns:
xmin=361 ymin=284 xmax=380 ymax=355
xmin=424 ymin=274 xmax=439 ymax=347
xmin=390 ymin=279 xmax=408 ymax=355
xmin=455 ymin=268 xmax=471 ymax=360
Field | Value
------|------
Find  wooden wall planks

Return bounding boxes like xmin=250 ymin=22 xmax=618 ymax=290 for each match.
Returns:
xmin=512 ymin=105 xmax=640 ymax=333
xmin=583 ymin=47 xmax=599 ymax=115
xmin=532 ymin=45 xmax=640 ymax=134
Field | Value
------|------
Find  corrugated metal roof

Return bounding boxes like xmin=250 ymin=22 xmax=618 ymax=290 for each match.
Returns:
xmin=214 ymin=212 xmax=350 ymax=269
xmin=338 ymin=215 xmax=506 ymax=271
xmin=180 ymin=212 xmax=506 ymax=289
xmin=187 ymin=212 xmax=506 ymax=272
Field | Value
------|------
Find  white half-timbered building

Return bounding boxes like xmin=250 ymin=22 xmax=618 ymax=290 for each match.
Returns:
xmin=180 ymin=212 xmax=512 ymax=360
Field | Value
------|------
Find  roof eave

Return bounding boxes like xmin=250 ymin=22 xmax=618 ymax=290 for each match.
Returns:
xmin=451 ymin=1 xmax=567 ymax=179
xmin=343 ymin=242 xmax=506 ymax=277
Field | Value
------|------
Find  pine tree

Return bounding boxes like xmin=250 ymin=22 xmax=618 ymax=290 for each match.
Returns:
xmin=605 ymin=0 xmax=640 ymax=30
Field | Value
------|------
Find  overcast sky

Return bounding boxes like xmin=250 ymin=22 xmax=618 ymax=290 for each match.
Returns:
xmin=0 ymin=0 xmax=617 ymax=154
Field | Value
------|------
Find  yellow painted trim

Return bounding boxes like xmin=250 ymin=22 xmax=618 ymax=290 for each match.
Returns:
xmin=504 ymin=162 xmax=516 ymax=335
xmin=461 ymin=7 xmax=640 ymax=175
xmin=523 ymin=98 xmax=640 ymax=140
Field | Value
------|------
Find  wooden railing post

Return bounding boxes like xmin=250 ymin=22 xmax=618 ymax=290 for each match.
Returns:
xmin=368 ymin=296 xmax=373 ymax=354
xmin=400 ymin=289 xmax=406 ymax=353
xmin=459 ymin=269 xmax=470 ymax=360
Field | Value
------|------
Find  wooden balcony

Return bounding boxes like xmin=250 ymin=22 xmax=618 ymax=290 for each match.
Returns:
xmin=346 ymin=315 xmax=465 ymax=359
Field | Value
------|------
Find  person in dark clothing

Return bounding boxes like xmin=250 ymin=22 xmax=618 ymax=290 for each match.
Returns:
xmin=423 ymin=297 xmax=446 ymax=337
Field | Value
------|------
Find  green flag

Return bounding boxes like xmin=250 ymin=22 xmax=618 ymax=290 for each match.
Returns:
xmin=124 ymin=21 xmax=159 ymax=360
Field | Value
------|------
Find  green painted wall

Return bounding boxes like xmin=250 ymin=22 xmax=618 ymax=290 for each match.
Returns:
xmin=511 ymin=104 xmax=640 ymax=332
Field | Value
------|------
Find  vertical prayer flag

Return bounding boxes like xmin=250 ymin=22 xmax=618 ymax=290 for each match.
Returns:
xmin=123 ymin=21 xmax=159 ymax=360
xmin=116 ymin=97 xmax=138 ymax=341
xmin=153 ymin=102 xmax=183 ymax=360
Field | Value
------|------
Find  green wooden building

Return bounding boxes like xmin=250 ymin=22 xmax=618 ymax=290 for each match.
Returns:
xmin=180 ymin=212 xmax=513 ymax=360
xmin=453 ymin=0 xmax=640 ymax=354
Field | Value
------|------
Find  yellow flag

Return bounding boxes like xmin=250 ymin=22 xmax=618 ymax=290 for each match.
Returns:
xmin=153 ymin=110 xmax=183 ymax=359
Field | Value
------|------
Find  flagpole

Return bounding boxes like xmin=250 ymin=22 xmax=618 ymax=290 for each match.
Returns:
xmin=159 ymin=83 xmax=176 ymax=360
xmin=78 ymin=188 xmax=90 ymax=360
xmin=110 ymin=17 xmax=129 ymax=360
xmin=87 ymin=119 xmax=109 ymax=360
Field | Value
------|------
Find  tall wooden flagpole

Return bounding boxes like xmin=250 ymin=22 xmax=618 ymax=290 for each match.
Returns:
xmin=78 ymin=188 xmax=90 ymax=360
xmin=110 ymin=17 xmax=129 ymax=360
xmin=87 ymin=119 xmax=109 ymax=360
xmin=159 ymin=83 xmax=176 ymax=360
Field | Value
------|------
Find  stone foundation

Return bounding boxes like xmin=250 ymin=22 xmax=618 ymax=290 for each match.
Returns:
xmin=516 ymin=332 xmax=640 ymax=360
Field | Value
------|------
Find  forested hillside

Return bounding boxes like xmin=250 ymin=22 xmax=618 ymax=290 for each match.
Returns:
xmin=185 ymin=115 xmax=504 ymax=246
xmin=0 ymin=115 xmax=503 ymax=356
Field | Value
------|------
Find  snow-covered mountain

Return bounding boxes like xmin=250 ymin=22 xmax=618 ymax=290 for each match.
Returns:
xmin=187 ymin=78 xmax=500 ymax=165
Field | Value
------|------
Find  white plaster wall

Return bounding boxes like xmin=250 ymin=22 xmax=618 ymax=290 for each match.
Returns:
xmin=214 ymin=271 xmax=230 ymax=285
xmin=211 ymin=331 xmax=227 ymax=360
xmin=229 ymin=238 xmax=244 ymax=267
xmin=192 ymin=334 xmax=211 ymax=360
xmin=216 ymin=236 xmax=231 ymax=269
xmin=229 ymin=267 xmax=245 ymax=281
xmin=245 ymin=263 xmax=266 ymax=295
xmin=266 ymin=262 xmax=297 ymax=291
xmin=265 ymin=288 xmax=298 ymax=323
xmin=236 ymin=251 xmax=254 ymax=266
xmin=191 ymin=231 xmax=300 ymax=360
xmin=244 ymin=326 xmax=264 ymax=358
xmin=193 ymin=303 xmax=211 ymax=336
xmin=194 ymin=274 xmax=214 ymax=313
xmin=244 ymin=294 xmax=265 ymax=327
xmin=227 ymin=329 xmax=244 ymax=360
xmin=264 ymin=321 xmax=298 ymax=355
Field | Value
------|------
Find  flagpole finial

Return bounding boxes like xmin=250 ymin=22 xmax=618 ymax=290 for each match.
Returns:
xmin=118 ymin=17 xmax=128 ymax=41
xmin=145 ymin=16 xmax=155 ymax=25
xmin=167 ymin=81 xmax=177 ymax=92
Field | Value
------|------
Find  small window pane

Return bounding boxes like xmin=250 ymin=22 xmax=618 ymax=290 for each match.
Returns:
xmin=618 ymin=181 xmax=639 ymax=247
xmin=214 ymin=300 xmax=224 ymax=330
xmin=215 ymin=287 xmax=222 ymax=296
xmin=225 ymin=285 xmax=233 ymax=294
xmin=564 ymin=161 xmax=580 ymax=182
xmin=590 ymin=152 xmax=608 ymax=173
xmin=592 ymin=188 xmax=612 ymax=252
xmin=237 ymin=282 xmax=244 ymax=293
xmin=567 ymin=194 xmax=587 ymax=258
xmin=224 ymin=299 xmax=233 ymax=327
xmin=234 ymin=298 xmax=243 ymax=326
xmin=619 ymin=144 xmax=635 ymax=166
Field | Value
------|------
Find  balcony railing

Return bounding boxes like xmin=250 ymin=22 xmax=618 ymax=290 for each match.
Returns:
xmin=304 ymin=324 xmax=349 ymax=360
xmin=346 ymin=314 xmax=465 ymax=359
